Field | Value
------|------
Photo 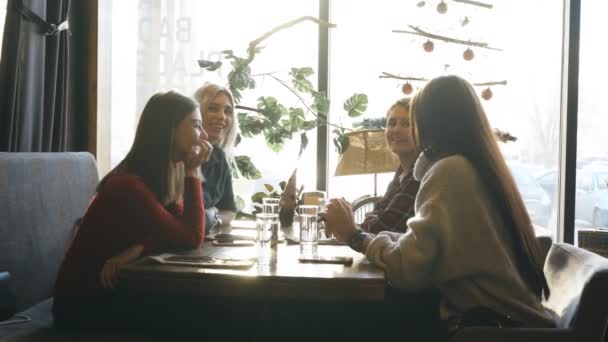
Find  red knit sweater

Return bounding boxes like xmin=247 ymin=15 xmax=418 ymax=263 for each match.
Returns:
xmin=54 ymin=174 xmax=205 ymax=296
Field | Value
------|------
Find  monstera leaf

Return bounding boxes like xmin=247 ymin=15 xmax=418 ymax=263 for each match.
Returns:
xmin=344 ymin=93 xmax=368 ymax=118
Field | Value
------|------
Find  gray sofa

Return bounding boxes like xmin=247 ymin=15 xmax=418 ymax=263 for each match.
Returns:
xmin=0 ymin=153 xmax=164 ymax=341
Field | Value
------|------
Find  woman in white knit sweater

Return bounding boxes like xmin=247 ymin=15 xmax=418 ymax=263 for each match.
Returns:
xmin=321 ymin=75 xmax=555 ymax=331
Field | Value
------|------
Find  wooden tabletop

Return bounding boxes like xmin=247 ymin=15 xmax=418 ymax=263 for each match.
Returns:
xmin=119 ymin=221 xmax=386 ymax=302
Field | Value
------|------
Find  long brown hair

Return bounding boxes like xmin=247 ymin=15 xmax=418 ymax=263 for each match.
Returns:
xmin=99 ymin=91 xmax=198 ymax=204
xmin=410 ymin=75 xmax=550 ymax=299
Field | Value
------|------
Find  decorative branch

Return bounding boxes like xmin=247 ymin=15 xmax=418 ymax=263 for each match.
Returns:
xmin=452 ymin=0 xmax=493 ymax=9
xmin=380 ymin=72 xmax=507 ymax=86
xmin=246 ymin=16 xmax=336 ymax=63
xmin=393 ymin=25 xmax=503 ymax=51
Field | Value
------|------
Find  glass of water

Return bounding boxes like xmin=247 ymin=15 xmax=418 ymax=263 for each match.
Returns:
xmin=299 ymin=205 xmax=319 ymax=256
xmin=256 ymin=212 xmax=278 ymax=244
xmin=262 ymin=197 xmax=280 ymax=215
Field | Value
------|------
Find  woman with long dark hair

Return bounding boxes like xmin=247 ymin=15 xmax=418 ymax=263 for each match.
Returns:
xmin=322 ymin=75 xmax=554 ymax=333
xmin=53 ymin=91 xmax=212 ymax=331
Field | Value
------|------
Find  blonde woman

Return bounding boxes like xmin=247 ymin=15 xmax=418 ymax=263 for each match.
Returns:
xmin=193 ymin=83 xmax=239 ymax=230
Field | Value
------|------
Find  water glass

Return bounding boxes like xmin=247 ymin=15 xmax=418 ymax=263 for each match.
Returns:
xmin=256 ymin=213 xmax=278 ymax=244
xmin=299 ymin=205 xmax=319 ymax=256
xmin=262 ymin=197 xmax=280 ymax=215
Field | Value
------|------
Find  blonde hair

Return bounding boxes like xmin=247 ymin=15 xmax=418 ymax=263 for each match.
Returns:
xmin=193 ymin=83 xmax=239 ymax=161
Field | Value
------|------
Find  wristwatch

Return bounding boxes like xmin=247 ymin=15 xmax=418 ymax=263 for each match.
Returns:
xmin=347 ymin=229 xmax=372 ymax=253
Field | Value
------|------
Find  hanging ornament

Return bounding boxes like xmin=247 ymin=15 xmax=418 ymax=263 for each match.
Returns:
xmin=481 ymin=87 xmax=493 ymax=100
xmin=423 ymin=40 xmax=434 ymax=52
xmin=437 ymin=0 xmax=448 ymax=14
xmin=402 ymin=82 xmax=414 ymax=95
xmin=461 ymin=16 xmax=470 ymax=26
xmin=416 ymin=1 xmax=426 ymax=7
xmin=463 ymin=48 xmax=475 ymax=61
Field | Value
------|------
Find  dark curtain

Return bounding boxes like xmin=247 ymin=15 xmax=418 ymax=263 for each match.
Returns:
xmin=0 ymin=0 xmax=77 ymax=152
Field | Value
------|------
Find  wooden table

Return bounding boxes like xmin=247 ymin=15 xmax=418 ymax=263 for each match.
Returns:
xmin=119 ymin=222 xmax=386 ymax=302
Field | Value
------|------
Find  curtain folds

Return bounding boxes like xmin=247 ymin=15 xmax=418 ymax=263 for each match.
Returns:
xmin=0 ymin=0 xmax=74 ymax=152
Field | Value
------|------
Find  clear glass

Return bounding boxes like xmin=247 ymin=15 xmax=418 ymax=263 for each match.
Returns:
xmin=262 ymin=197 xmax=280 ymax=215
xmin=103 ymin=0 xmax=319 ymax=213
xmin=256 ymin=213 xmax=278 ymax=244
xmin=298 ymin=205 xmax=319 ymax=256
xmin=328 ymin=1 xmax=565 ymax=241
xmin=575 ymin=1 xmax=608 ymax=250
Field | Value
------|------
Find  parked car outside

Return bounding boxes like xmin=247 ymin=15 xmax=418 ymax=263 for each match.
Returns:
xmin=536 ymin=166 xmax=608 ymax=228
xmin=507 ymin=161 xmax=552 ymax=227
xmin=575 ymin=166 xmax=608 ymax=228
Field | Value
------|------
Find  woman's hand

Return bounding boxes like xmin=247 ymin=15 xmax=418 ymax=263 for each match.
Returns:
xmin=100 ymin=244 xmax=144 ymax=289
xmin=319 ymin=198 xmax=357 ymax=243
xmin=184 ymin=136 xmax=213 ymax=174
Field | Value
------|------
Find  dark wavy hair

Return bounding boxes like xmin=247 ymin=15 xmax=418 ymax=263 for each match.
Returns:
xmin=410 ymin=75 xmax=550 ymax=300
xmin=99 ymin=91 xmax=198 ymax=203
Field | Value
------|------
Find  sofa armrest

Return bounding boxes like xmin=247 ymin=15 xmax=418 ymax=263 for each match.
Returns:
xmin=0 ymin=271 xmax=17 ymax=320
xmin=450 ymin=327 xmax=575 ymax=342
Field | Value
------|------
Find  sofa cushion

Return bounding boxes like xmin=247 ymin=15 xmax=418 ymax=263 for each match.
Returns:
xmin=0 ymin=153 xmax=98 ymax=311
xmin=542 ymin=243 xmax=608 ymax=328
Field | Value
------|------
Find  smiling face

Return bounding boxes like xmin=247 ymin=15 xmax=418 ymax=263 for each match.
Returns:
xmin=173 ymin=108 xmax=207 ymax=162
xmin=202 ymin=92 xmax=233 ymax=145
xmin=385 ymin=104 xmax=416 ymax=158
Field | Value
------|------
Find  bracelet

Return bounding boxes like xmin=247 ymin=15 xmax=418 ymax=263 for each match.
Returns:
xmin=347 ymin=229 xmax=372 ymax=253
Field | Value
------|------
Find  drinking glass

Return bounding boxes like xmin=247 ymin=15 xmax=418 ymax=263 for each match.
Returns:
xmin=256 ymin=212 xmax=278 ymax=244
xmin=299 ymin=205 xmax=319 ymax=256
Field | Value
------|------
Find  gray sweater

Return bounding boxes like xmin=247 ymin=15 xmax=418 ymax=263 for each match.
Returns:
xmin=365 ymin=153 xmax=555 ymax=326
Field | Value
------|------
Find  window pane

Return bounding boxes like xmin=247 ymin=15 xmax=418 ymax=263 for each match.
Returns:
xmin=0 ymin=0 xmax=6 ymax=50
xmin=328 ymin=0 xmax=564 ymax=240
xmin=576 ymin=1 xmax=608 ymax=246
xmin=104 ymin=0 xmax=318 ymax=212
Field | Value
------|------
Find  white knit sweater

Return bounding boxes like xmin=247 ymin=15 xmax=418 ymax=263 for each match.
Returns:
xmin=365 ymin=153 xmax=555 ymax=326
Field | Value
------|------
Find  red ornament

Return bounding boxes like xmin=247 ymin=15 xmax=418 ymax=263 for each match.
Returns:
xmin=481 ymin=87 xmax=493 ymax=100
xmin=463 ymin=48 xmax=475 ymax=61
xmin=402 ymin=82 xmax=413 ymax=95
xmin=423 ymin=40 xmax=434 ymax=52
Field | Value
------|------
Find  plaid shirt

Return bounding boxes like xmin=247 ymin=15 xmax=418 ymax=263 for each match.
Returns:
xmin=361 ymin=165 xmax=420 ymax=234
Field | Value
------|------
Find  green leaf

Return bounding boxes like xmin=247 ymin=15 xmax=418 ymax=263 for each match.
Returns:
xmin=265 ymin=128 xmax=286 ymax=152
xmin=197 ymin=59 xmax=222 ymax=71
xmin=251 ymin=191 xmax=267 ymax=204
xmin=257 ymin=97 xmax=287 ymax=124
xmin=343 ymin=93 xmax=368 ymax=118
xmin=302 ymin=120 xmax=318 ymax=130
xmin=238 ymin=112 xmax=266 ymax=138
xmin=264 ymin=184 xmax=274 ymax=192
xmin=333 ymin=130 xmax=350 ymax=154
xmin=235 ymin=155 xmax=262 ymax=180
xmin=289 ymin=67 xmax=315 ymax=93
xmin=299 ymin=132 xmax=308 ymax=157
xmin=312 ymin=91 xmax=330 ymax=116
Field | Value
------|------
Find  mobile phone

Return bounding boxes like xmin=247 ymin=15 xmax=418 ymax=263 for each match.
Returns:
xmin=298 ymin=256 xmax=353 ymax=265
xmin=212 ymin=240 xmax=255 ymax=247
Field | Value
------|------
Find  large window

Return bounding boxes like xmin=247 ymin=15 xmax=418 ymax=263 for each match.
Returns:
xmin=0 ymin=0 xmax=7 ymax=49
xmin=327 ymin=0 xmax=564 ymax=240
xmin=575 ymin=1 xmax=608 ymax=242
xmin=101 ymin=0 xmax=319 ymax=211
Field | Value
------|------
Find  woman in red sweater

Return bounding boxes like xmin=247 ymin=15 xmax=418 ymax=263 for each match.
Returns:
xmin=53 ymin=91 xmax=211 ymax=331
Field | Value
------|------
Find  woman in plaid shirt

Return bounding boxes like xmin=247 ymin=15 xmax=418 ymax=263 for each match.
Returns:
xmin=361 ymin=98 xmax=420 ymax=234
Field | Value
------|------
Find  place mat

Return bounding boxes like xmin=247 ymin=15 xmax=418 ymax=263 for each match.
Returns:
xmin=149 ymin=254 xmax=256 ymax=269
